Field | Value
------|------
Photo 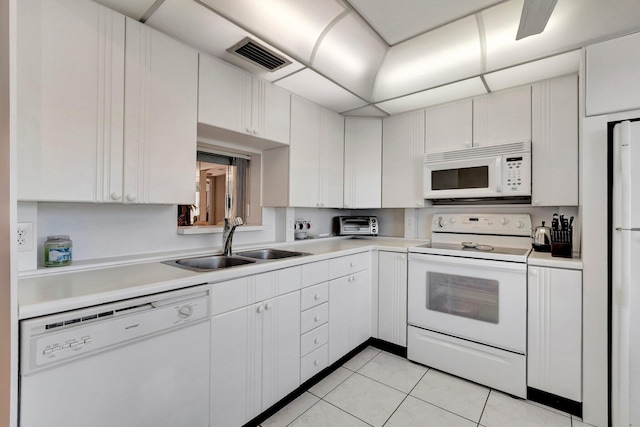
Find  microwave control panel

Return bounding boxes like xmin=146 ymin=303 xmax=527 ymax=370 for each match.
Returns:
xmin=502 ymin=155 xmax=531 ymax=196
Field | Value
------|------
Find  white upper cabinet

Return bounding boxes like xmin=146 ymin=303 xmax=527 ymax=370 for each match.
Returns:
xmin=473 ymin=85 xmax=532 ymax=147
xmin=425 ymin=99 xmax=472 ymax=154
xmin=344 ymin=118 xmax=382 ymax=209
xmin=198 ymin=54 xmax=290 ymax=145
xmin=263 ymin=96 xmax=343 ymax=208
xmin=382 ymin=110 xmax=425 ymax=208
xmin=17 ymin=0 xmax=197 ymax=204
xmin=124 ymin=19 xmax=198 ymax=204
xmin=17 ymin=0 xmax=125 ymax=202
xmin=531 ymin=75 xmax=579 ymax=206
xmin=586 ymin=32 xmax=640 ymax=116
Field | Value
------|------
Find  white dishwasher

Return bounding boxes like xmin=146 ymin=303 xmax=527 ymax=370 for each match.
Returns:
xmin=19 ymin=286 xmax=211 ymax=427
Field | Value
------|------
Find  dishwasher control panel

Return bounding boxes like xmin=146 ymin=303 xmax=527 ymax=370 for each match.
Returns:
xmin=21 ymin=287 xmax=211 ymax=375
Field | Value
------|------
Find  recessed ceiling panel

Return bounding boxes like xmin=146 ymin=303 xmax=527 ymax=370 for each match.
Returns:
xmin=146 ymin=0 xmax=304 ymax=82
xmin=312 ymin=12 xmax=388 ymax=101
xmin=374 ymin=16 xmax=482 ymax=102
xmin=348 ymin=0 xmax=504 ymax=45
xmin=92 ymin=0 xmax=157 ymax=20
xmin=376 ymin=78 xmax=487 ymax=115
xmin=341 ymin=105 xmax=389 ymax=117
xmin=483 ymin=0 xmax=640 ymax=72
xmin=275 ymin=69 xmax=368 ymax=113
xmin=197 ymin=0 xmax=346 ymax=62
xmin=484 ymin=50 xmax=580 ymax=91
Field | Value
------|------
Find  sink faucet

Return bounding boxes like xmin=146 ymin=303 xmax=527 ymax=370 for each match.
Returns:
xmin=222 ymin=217 xmax=244 ymax=256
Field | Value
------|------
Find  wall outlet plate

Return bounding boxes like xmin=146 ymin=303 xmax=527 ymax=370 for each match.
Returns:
xmin=17 ymin=222 xmax=33 ymax=252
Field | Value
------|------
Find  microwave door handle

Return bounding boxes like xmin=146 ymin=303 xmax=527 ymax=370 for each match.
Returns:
xmin=494 ymin=157 xmax=502 ymax=193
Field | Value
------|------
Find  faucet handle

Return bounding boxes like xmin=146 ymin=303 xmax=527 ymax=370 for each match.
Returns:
xmin=233 ymin=217 xmax=244 ymax=226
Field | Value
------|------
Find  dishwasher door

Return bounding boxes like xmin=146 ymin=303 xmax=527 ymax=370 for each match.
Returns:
xmin=19 ymin=287 xmax=211 ymax=427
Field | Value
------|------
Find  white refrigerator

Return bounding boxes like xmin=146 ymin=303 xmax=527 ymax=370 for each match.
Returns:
xmin=612 ymin=120 xmax=640 ymax=427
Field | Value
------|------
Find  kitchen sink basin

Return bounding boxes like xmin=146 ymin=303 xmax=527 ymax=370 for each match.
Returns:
xmin=235 ymin=248 xmax=311 ymax=260
xmin=165 ymin=255 xmax=256 ymax=272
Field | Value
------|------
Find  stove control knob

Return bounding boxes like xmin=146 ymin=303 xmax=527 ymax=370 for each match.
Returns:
xmin=433 ymin=216 xmax=446 ymax=228
xmin=449 ymin=217 xmax=457 ymax=224
xmin=500 ymin=217 xmax=509 ymax=225
xmin=515 ymin=220 xmax=525 ymax=228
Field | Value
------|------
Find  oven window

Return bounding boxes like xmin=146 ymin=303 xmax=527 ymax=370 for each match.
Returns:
xmin=427 ymin=272 xmax=499 ymax=323
xmin=431 ymin=166 xmax=488 ymax=190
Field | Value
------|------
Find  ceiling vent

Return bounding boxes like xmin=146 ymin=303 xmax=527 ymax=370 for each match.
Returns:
xmin=227 ymin=37 xmax=291 ymax=72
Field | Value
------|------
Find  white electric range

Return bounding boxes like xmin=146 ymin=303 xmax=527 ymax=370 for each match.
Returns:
xmin=407 ymin=213 xmax=532 ymax=398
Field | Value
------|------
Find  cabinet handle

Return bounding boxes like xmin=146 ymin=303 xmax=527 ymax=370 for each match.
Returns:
xmin=257 ymin=305 xmax=264 ymax=313
xmin=350 ymin=262 xmax=355 ymax=267
xmin=314 ymin=359 xmax=319 ymax=366
xmin=314 ymin=338 xmax=319 ymax=344
xmin=314 ymin=294 xmax=320 ymax=300
xmin=245 ymin=127 xmax=251 ymax=134
xmin=126 ymin=194 xmax=136 ymax=202
xmin=530 ymin=268 xmax=538 ymax=277
xmin=314 ymin=316 xmax=320 ymax=322
xmin=265 ymin=302 xmax=272 ymax=310
xmin=252 ymin=130 xmax=258 ymax=135
xmin=110 ymin=192 xmax=121 ymax=201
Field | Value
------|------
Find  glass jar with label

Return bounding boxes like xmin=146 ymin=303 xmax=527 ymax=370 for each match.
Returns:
xmin=44 ymin=235 xmax=72 ymax=267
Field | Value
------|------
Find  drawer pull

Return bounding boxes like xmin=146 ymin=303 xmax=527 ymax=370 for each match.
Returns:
xmin=350 ymin=262 xmax=355 ymax=267
xmin=265 ymin=302 xmax=272 ymax=311
xmin=314 ymin=359 xmax=319 ymax=366
xmin=257 ymin=305 xmax=264 ymax=313
xmin=314 ymin=294 xmax=320 ymax=300
xmin=314 ymin=316 xmax=320 ymax=322
xmin=314 ymin=338 xmax=319 ymax=344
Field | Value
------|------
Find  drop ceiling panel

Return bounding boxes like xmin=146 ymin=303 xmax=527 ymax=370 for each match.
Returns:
xmin=374 ymin=16 xmax=482 ymax=102
xmin=376 ymin=78 xmax=487 ymax=115
xmin=275 ymin=69 xmax=368 ymax=113
xmin=92 ymin=0 xmax=157 ymax=20
xmin=312 ymin=12 xmax=388 ymax=101
xmin=484 ymin=50 xmax=580 ymax=91
xmin=146 ymin=0 xmax=304 ymax=82
xmin=348 ymin=0 xmax=504 ymax=45
xmin=197 ymin=0 xmax=346 ymax=63
xmin=483 ymin=0 xmax=640 ymax=72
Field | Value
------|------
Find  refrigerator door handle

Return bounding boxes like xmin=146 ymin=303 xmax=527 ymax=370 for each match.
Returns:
xmin=616 ymin=227 xmax=640 ymax=231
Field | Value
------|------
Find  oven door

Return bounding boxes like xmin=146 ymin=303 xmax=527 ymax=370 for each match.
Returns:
xmin=408 ymin=253 xmax=526 ymax=354
xmin=423 ymin=155 xmax=503 ymax=199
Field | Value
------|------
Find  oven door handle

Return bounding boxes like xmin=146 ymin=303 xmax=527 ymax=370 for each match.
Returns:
xmin=408 ymin=253 xmax=526 ymax=272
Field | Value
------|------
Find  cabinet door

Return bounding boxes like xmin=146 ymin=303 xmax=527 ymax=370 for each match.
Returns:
xmin=378 ymin=252 xmax=408 ymax=347
xmin=261 ymin=292 xmax=301 ymax=410
xmin=473 ymin=86 xmax=531 ymax=147
xmin=210 ymin=305 xmax=260 ymax=427
xmin=329 ymin=269 xmax=372 ymax=364
xmin=198 ymin=54 xmax=251 ymax=134
xmin=425 ymin=99 xmax=472 ymax=153
xmin=586 ymin=32 xmax=640 ymax=116
xmin=124 ymin=19 xmax=197 ymax=204
xmin=382 ymin=110 xmax=425 ymax=208
xmin=531 ymin=75 xmax=578 ymax=206
xmin=320 ymin=108 xmax=345 ymax=208
xmin=289 ymin=96 xmax=321 ymax=207
xmin=344 ymin=118 xmax=382 ymax=209
xmin=254 ymin=79 xmax=291 ymax=145
xmin=17 ymin=0 xmax=125 ymax=202
xmin=528 ymin=266 xmax=582 ymax=401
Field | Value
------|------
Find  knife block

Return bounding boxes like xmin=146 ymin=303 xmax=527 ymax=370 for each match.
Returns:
xmin=551 ymin=229 xmax=573 ymax=258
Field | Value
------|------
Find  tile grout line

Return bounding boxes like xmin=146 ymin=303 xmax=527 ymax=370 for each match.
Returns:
xmin=319 ymin=397 xmax=375 ymax=427
xmin=380 ymin=367 xmax=431 ymax=426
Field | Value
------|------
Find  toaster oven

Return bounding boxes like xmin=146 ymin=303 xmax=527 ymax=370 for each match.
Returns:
xmin=334 ymin=216 xmax=378 ymax=236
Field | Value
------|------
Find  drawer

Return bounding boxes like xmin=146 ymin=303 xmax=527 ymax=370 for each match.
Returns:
xmin=300 ymin=282 xmax=329 ymax=311
xmin=210 ymin=277 xmax=248 ymax=316
xmin=329 ymin=252 xmax=370 ymax=279
xmin=301 ymin=302 xmax=328 ymax=334
xmin=301 ymin=323 xmax=329 ymax=356
xmin=301 ymin=261 xmax=329 ymax=288
xmin=301 ymin=344 xmax=328 ymax=383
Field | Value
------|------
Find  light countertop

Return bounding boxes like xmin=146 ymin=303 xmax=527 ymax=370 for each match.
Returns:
xmin=527 ymin=250 xmax=583 ymax=270
xmin=18 ymin=236 xmax=426 ymax=319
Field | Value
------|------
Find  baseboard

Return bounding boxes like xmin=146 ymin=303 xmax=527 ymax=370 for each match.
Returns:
xmin=527 ymin=387 xmax=582 ymax=417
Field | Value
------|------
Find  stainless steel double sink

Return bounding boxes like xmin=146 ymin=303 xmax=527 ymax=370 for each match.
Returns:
xmin=163 ymin=248 xmax=312 ymax=272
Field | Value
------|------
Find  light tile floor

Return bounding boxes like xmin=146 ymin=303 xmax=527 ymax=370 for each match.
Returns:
xmin=261 ymin=346 xmax=594 ymax=427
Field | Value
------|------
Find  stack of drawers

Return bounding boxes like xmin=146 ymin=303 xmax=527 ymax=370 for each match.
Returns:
xmin=299 ymin=261 xmax=330 ymax=383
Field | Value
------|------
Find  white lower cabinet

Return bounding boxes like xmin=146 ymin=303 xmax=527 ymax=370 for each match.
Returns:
xmin=210 ymin=291 xmax=300 ymax=426
xmin=377 ymin=251 xmax=408 ymax=347
xmin=329 ymin=269 xmax=372 ymax=364
xmin=527 ymin=265 xmax=582 ymax=402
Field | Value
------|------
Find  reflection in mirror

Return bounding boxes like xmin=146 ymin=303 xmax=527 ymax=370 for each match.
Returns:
xmin=178 ymin=151 xmax=249 ymax=226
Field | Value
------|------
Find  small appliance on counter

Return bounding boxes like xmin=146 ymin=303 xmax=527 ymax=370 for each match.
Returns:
xmin=294 ymin=219 xmax=311 ymax=240
xmin=334 ymin=216 xmax=378 ymax=236
xmin=531 ymin=221 xmax=552 ymax=252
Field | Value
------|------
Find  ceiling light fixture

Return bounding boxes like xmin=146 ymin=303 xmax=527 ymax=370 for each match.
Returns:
xmin=515 ymin=0 xmax=558 ymax=40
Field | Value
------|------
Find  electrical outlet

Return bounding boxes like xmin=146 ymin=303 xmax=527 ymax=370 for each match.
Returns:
xmin=17 ymin=222 xmax=33 ymax=252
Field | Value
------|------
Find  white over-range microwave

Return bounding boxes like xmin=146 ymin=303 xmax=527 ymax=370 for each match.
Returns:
xmin=423 ymin=141 xmax=531 ymax=203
